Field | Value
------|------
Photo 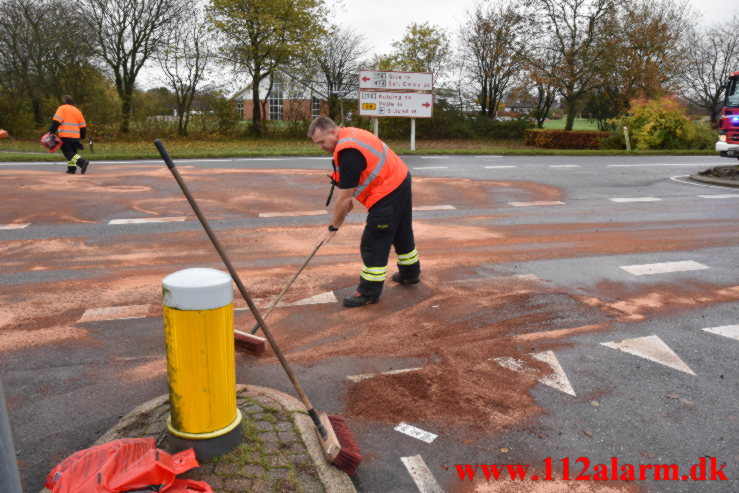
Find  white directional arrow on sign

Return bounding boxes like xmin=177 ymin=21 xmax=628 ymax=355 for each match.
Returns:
xmin=492 ymin=350 xmax=576 ymax=396
xmin=601 ymin=335 xmax=695 ymax=375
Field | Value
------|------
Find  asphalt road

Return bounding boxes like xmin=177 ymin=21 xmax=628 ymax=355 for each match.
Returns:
xmin=1 ymin=154 xmax=737 ymax=492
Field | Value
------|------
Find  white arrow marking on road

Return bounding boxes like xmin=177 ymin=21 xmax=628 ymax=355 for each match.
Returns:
xmin=601 ymin=335 xmax=695 ymax=375
xmin=619 ymin=260 xmax=709 ymax=276
xmin=401 ymin=455 xmax=444 ymax=493
xmin=0 ymin=223 xmax=30 ymax=230
xmin=509 ymin=201 xmax=565 ymax=207
xmin=609 ymin=197 xmax=662 ymax=203
xmin=346 ymin=367 xmax=423 ymax=383
xmin=259 ymin=210 xmax=327 ymax=218
xmin=492 ymin=350 xmax=576 ymax=396
xmin=413 ymin=205 xmax=456 ymax=211
xmin=108 ymin=217 xmax=186 ymax=225
xmin=395 ymin=423 xmax=438 ymax=443
xmin=79 ymin=304 xmax=150 ymax=322
xmin=702 ymin=325 xmax=739 ymax=341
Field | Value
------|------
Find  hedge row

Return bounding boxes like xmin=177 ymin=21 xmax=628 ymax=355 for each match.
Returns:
xmin=525 ymin=129 xmax=610 ymax=149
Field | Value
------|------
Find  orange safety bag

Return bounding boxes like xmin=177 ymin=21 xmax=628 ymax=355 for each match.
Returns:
xmin=40 ymin=132 xmax=62 ymax=152
xmin=45 ymin=438 xmax=212 ymax=493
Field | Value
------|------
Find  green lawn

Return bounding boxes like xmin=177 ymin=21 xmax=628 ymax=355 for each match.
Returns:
xmin=542 ymin=118 xmax=602 ymax=131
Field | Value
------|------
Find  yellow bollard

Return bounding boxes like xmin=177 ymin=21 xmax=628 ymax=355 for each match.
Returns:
xmin=162 ymin=268 xmax=242 ymax=460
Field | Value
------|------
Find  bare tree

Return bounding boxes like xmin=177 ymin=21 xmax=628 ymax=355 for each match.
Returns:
xmin=0 ymin=0 xmax=93 ymax=126
xmin=156 ymin=10 xmax=215 ymax=135
xmin=680 ymin=17 xmax=739 ymax=126
xmin=82 ymin=0 xmax=185 ymax=133
xmin=459 ymin=1 xmax=528 ymax=118
xmin=531 ymin=0 xmax=618 ymax=130
xmin=314 ymin=25 xmax=367 ymax=121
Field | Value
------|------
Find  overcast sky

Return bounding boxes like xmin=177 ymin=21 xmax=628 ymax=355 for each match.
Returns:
xmin=332 ymin=0 xmax=732 ymax=57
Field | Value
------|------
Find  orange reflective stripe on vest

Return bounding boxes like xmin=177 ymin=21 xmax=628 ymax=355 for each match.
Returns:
xmin=53 ymin=104 xmax=86 ymax=138
xmin=332 ymin=127 xmax=408 ymax=209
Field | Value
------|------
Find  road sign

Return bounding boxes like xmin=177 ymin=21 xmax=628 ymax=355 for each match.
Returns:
xmin=359 ymin=71 xmax=433 ymax=91
xmin=359 ymin=91 xmax=433 ymax=118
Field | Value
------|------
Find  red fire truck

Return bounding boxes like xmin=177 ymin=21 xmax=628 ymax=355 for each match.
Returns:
xmin=716 ymin=71 xmax=739 ymax=159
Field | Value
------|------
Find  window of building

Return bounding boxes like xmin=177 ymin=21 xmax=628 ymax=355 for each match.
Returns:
xmin=235 ymin=99 xmax=244 ymax=120
xmin=311 ymin=96 xmax=321 ymax=118
xmin=269 ymin=83 xmax=283 ymax=120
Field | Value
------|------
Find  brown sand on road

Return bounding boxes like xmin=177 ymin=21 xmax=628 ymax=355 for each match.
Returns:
xmin=2 ymin=166 xmax=738 ymax=435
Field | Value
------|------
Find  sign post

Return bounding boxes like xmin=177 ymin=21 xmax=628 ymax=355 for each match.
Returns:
xmin=358 ymin=70 xmax=433 ymax=150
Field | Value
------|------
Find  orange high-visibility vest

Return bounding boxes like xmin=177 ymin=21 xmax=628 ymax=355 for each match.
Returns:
xmin=332 ymin=127 xmax=408 ymax=209
xmin=53 ymin=104 xmax=86 ymax=139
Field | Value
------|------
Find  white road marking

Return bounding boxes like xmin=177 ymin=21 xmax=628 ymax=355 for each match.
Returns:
xmin=698 ymin=194 xmax=739 ymax=199
xmin=476 ymin=155 xmax=503 ymax=158
xmin=238 ymin=158 xmax=288 ymax=161
xmin=619 ymin=260 xmax=709 ymax=276
xmin=550 ymin=164 xmax=580 ymax=168
xmin=609 ymin=197 xmax=662 ymax=203
xmin=79 ymin=305 xmax=150 ymax=322
xmin=259 ymin=210 xmax=327 ymax=218
xmin=509 ymin=201 xmax=565 ymax=207
xmin=485 ymin=165 xmax=517 ymax=169
xmin=670 ymin=175 xmax=739 ymax=190
xmin=287 ymin=291 xmax=337 ymax=306
xmin=413 ymin=205 xmax=456 ymax=211
xmin=395 ymin=423 xmax=438 ymax=443
xmin=346 ymin=367 xmax=423 ymax=383
xmin=702 ymin=325 xmax=739 ymax=341
xmin=108 ymin=217 xmax=186 ymax=225
xmin=401 ymin=455 xmax=444 ymax=493
xmin=601 ymin=335 xmax=695 ymax=375
xmin=413 ymin=166 xmax=448 ymax=170
xmin=609 ymin=163 xmax=710 ymax=167
xmin=492 ymin=350 xmax=576 ymax=396
xmin=0 ymin=223 xmax=30 ymax=230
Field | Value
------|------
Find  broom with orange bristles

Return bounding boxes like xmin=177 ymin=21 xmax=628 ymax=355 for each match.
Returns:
xmin=155 ymin=139 xmax=361 ymax=475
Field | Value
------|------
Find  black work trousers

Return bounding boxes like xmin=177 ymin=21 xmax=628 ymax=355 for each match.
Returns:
xmin=60 ymin=138 xmax=82 ymax=163
xmin=357 ymin=173 xmax=420 ymax=298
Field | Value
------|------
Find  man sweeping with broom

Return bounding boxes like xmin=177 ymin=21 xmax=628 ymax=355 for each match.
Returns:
xmin=309 ymin=116 xmax=421 ymax=307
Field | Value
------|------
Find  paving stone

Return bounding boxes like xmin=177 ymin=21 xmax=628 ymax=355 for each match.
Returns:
xmin=249 ymin=479 xmax=274 ymax=493
xmin=199 ymin=475 xmax=224 ymax=488
xmin=223 ymin=477 xmax=252 ymax=491
xmin=214 ymin=462 xmax=241 ymax=475
xmin=240 ymin=464 xmax=265 ymax=477
xmin=259 ymin=431 xmax=279 ymax=442
xmin=254 ymin=420 xmax=274 ymax=432
xmin=262 ymin=441 xmax=282 ymax=454
xmin=278 ymin=430 xmax=299 ymax=443
xmin=275 ymin=420 xmax=294 ymax=433
xmin=296 ymin=472 xmax=326 ymax=493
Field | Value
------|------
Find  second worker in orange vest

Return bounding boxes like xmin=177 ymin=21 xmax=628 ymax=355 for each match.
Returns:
xmin=309 ymin=116 xmax=421 ymax=307
xmin=48 ymin=95 xmax=90 ymax=174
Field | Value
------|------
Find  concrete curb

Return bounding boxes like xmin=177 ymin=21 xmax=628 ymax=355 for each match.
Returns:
xmin=40 ymin=384 xmax=356 ymax=493
xmin=689 ymin=173 xmax=739 ymax=188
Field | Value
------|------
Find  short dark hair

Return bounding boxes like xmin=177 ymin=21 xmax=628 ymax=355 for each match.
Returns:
xmin=307 ymin=116 xmax=337 ymax=138
xmin=62 ymin=95 xmax=74 ymax=105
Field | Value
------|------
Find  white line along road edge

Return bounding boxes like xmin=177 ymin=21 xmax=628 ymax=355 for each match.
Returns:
xmin=401 ymin=455 xmax=444 ymax=493
xmin=394 ymin=423 xmax=438 ymax=444
xmin=619 ymin=260 xmax=709 ymax=276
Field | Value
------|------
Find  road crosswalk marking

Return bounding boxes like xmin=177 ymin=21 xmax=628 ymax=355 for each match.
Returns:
xmin=509 ymin=201 xmax=565 ymax=207
xmin=346 ymin=367 xmax=423 ymax=383
xmin=395 ymin=423 xmax=438 ymax=443
xmin=619 ymin=260 xmax=709 ymax=276
xmin=609 ymin=197 xmax=661 ymax=203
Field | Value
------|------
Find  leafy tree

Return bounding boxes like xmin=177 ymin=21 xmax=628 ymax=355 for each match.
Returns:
xmin=209 ymin=0 xmax=326 ymax=136
xmin=157 ymin=9 xmax=215 ymax=135
xmin=81 ymin=0 xmax=185 ymax=133
xmin=386 ymin=22 xmax=450 ymax=76
xmin=459 ymin=1 xmax=528 ymax=118
xmin=679 ymin=16 xmax=739 ymax=127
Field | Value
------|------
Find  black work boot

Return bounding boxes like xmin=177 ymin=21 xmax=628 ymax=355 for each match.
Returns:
xmin=77 ymin=158 xmax=89 ymax=174
xmin=66 ymin=166 xmax=76 ymax=174
xmin=342 ymin=291 xmax=379 ymax=308
xmin=391 ymin=272 xmax=420 ymax=285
